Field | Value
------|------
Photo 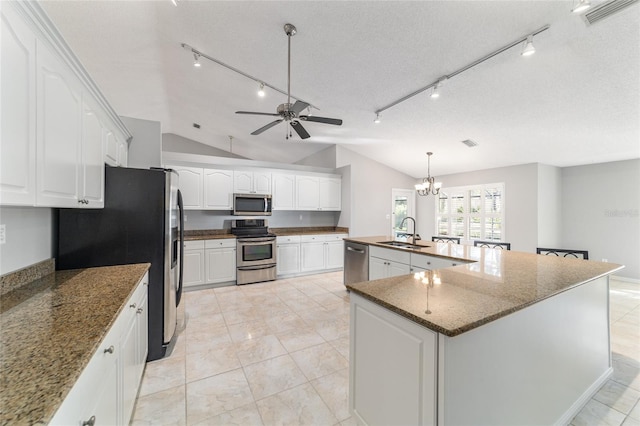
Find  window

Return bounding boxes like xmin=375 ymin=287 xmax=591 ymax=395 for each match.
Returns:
xmin=391 ymin=189 xmax=416 ymax=239
xmin=435 ymin=183 xmax=505 ymax=243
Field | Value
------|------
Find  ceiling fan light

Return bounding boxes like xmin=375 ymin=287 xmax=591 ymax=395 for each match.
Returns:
xmin=572 ymin=0 xmax=591 ymax=13
xmin=257 ymin=83 xmax=265 ymax=97
xmin=521 ymin=36 xmax=536 ymax=56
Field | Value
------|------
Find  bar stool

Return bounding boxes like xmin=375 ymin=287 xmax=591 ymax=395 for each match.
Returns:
xmin=536 ymin=248 xmax=589 ymax=260
xmin=474 ymin=240 xmax=511 ymax=250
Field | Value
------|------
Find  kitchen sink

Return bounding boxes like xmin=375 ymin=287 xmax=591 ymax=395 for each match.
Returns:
xmin=377 ymin=241 xmax=429 ymax=249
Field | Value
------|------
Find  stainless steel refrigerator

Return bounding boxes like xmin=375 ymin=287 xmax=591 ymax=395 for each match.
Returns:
xmin=57 ymin=166 xmax=184 ymax=361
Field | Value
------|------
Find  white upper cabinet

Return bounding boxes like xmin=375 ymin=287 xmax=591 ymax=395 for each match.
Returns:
xmin=169 ymin=166 xmax=203 ymax=209
xmin=204 ymin=168 xmax=233 ymax=210
xmin=234 ymin=171 xmax=271 ymax=194
xmin=296 ymin=175 xmax=342 ymax=211
xmin=0 ymin=1 xmax=131 ymax=208
xmin=272 ymin=173 xmax=296 ymax=210
xmin=319 ymin=177 xmax=341 ymax=210
xmin=0 ymin=3 xmax=37 ymax=206
xmin=80 ymin=99 xmax=105 ymax=207
xmin=36 ymin=40 xmax=82 ymax=207
xmin=296 ymin=175 xmax=320 ymax=210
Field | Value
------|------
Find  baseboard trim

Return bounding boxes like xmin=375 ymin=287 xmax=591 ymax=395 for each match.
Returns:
xmin=554 ymin=366 xmax=613 ymax=426
xmin=611 ymin=275 xmax=640 ymax=284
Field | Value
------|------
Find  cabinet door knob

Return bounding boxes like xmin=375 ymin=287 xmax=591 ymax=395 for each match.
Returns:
xmin=104 ymin=346 xmax=114 ymax=354
xmin=130 ymin=303 xmax=137 ymax=308
xmin=82 ymin=416 xmax=96 ymax=426
xmin=137 ymin=308 xmax=143 ymax=314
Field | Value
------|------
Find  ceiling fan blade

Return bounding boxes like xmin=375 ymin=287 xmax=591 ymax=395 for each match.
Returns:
xmin=299 ymin=116 xmax=343 ymax=126
xmin=290 ymin=121 xmax=310 ymax=139
xmin=251 ymin=119 xmax=283 ymax=135
xmin=236 ymin=111 xmax=281 ymax=117
xmin=290 ymin=101 xmax=310 ymax=115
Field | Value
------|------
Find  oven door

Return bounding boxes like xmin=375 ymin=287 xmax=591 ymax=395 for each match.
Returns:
xmin=237 ymin=237 xmax=276 ymax=267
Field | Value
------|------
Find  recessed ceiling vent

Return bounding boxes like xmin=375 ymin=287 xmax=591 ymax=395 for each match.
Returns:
xmin=461 ymin=139 xmax=479 ymax=148
xmin=582 ymin=0 xmax=639 ymax=26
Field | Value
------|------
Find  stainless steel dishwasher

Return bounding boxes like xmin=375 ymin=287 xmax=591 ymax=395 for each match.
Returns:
xmin=344 ymin=241 xmax=369 ymax=285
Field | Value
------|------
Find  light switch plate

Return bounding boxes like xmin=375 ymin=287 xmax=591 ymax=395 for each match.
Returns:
xmin=0 ymin=224 xmax=5 ymax=245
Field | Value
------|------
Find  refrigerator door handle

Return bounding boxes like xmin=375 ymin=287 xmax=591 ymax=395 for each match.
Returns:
xmin=176 ymin=189 xmax=184 ymax=306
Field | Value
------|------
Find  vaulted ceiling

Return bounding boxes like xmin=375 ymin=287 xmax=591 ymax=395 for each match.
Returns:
xmin=41 ymin=0 xmax=639 ymax=177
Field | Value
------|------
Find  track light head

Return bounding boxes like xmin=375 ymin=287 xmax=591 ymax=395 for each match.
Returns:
xmin=257 ymin=82 xmax=265 ymax=97
xmin=521 ymin=35 xmax=535 ymax=56
xmin=193 ymin=53 xmax=201 ymax=67
xmin=572 ymin=0 xmax=591 ymax=13
xmin=430 ymin=77 xmax=447 ymax=99
xmin=374 ymin=113 xmax=381 ymax=124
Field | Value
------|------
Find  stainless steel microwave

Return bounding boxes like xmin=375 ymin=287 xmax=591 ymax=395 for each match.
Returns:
xmin=233 ymin=193 xmax=272 ymax=216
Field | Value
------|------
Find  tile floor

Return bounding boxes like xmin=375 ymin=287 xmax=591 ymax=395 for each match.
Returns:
xmin=131 ymin=273 xmax=640 ymax=425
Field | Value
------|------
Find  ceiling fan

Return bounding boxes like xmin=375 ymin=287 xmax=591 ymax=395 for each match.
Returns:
xmin=236 ymin=23 xmax=343 ymax=140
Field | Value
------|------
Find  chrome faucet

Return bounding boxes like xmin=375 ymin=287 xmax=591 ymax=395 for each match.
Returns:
xmin=400 ymin=216 xmax=420 ymax=244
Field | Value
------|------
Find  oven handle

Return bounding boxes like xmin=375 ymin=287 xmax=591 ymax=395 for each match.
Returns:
xmin=237 ymin=264 xmax=276 ymax=271
xmin=237 ymin=237 xmax=276 ymax=244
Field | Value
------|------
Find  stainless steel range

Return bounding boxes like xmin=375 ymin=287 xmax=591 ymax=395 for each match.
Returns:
xmin=231 ymin=219 xmax=277 ymax=285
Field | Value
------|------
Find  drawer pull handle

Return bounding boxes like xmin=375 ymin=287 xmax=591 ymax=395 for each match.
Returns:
xmin=82 ymin=416 xmax=96 ymax=426
xmin=137 ymin=308 xmax=143 ymax=314
xmin=104 ymin=346 xmax=114 ymax=354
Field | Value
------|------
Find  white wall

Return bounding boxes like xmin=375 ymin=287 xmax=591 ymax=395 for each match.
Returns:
xmin=295 ymin=145 xmax=337 ymax=168
xmin=121 ymin=116 xmax=162 ymax=169
xmin=562 ymin=159 xmax=639 ymax=279
xmin=183 ymin=210 xmax=340 ymax=230
xmin=416 ymin=163 xmax=539 ymax=252
xmin=163 ymin=133 xmax=247 ymax=159
xmin=537 ymin=164 xmax=562 ymax=248
xmin=335 ymin=146 xmax=417 ymax=238
xmin=0 ymin=207 xmax=53 ymax=275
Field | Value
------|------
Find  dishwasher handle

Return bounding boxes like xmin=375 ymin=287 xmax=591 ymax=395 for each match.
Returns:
xmin=346 ymin=246 xmax=366 ymax=254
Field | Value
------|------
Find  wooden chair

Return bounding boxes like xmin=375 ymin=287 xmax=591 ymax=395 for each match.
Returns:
xmin=536 ymin=248 xmax=589 ymax=260
xmin=432 ymin=236 xmax=461 ymax=244
xmin=474 ymin=240 xmax=511 ymax=250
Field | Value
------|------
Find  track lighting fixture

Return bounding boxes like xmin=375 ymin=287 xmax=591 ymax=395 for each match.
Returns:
xmin=180 ymin=43 xmax=317 ymax=110
xmin=170 ymin=0 xmax=179 ymax=6
xmin=572 ymin=0 xmax=591 ymax=13
xmin=374 ymin=113 xmax=381 ymax=124
xmin=257 ymin=83 xmax=265 ymax=97
xmin=521 ymin=35 xmax=536 ymax=56
xmin=373 ymin=25 xmax=549 ymax=119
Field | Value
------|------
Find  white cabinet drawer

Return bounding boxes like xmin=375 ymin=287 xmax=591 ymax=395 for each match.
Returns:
xmin=370 ymin=246 xmax=411 ymax=265
xmin=277 ymin=235 xmax=301 ymax=244
xmin=300 ymin=234 xmax=324 ymax=243
xmin=324 ymin=233 xmax=347 ymax=242
xmin=205 ymin=238 xmax=236 ymax=249
xmin=410 ymin=254 xmax=464 ymax=270
xmin=184 ymin=240 xmax=205 ymax=250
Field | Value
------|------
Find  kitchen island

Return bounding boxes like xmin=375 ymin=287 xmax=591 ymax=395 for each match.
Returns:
xmin=344 ymin=236 xmax=623 ymax=426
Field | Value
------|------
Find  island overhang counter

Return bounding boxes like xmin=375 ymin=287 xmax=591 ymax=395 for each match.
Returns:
xmin=344 ymin=236 xmax=623 ymax=426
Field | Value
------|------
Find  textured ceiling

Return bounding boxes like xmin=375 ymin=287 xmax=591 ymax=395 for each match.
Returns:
xmin=41 ymin=1 xmax=640 ymax=177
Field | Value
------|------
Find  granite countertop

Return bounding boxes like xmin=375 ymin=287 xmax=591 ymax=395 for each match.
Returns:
xmin=0 ymin=263 xmax=151 ymax=425
xmin=345 ymin=236 xmax=623 ymax=337
xmin=184 ymin=227 xmax=349 ymax=241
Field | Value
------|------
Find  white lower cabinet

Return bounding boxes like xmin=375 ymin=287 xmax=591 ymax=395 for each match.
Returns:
xmin=183 ymin=239 xmax=236 ymax=287
xmin=276 ymin=236 xmax=301 ymax=276
xmin=205 ymin=239 xmax=236 ymax=284
xmin=183 ymin=240 xmax=206 ymax=288
xmin=298 ymin=234 xmax=347 ymax=274
xmin=369 ymin=246 xmax=470 ymax=280
xmin=369 ymin=246 xmax=411 ymax=280
xmin=50 ymin=272 xmax=148 ymax=426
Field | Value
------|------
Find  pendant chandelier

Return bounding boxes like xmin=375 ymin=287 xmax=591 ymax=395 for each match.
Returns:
xmin=415 ymin=152 xmax=442 ymax=196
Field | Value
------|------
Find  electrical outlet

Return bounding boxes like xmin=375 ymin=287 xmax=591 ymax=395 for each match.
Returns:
xmin=299 ymin=214 xmax=303 ymax=221
xmin=386 ymin=214 xmax=390 ymax=219
xmin=0 ymin=224 xmax=5 ymax=245
xmin=183 ymin=214 xmax=187 ymax=222
xmin=602 ymin=258 xmax=608 ymax=262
